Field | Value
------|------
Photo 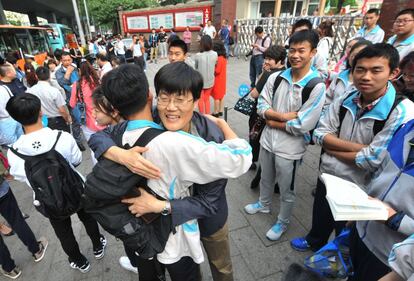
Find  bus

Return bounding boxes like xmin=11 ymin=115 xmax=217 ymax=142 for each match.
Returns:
xmin=0 ymin=25 xmax=50 ymax=68
xmin=42 ymin=23 xmax=76 ymax=51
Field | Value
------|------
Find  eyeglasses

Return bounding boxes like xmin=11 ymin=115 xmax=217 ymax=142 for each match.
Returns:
xmin=394 ymin=19 xmax=414 ymax=25
xmin=402 ymin=73 xmax=414 ymax=82
xmin=157 ymin=95 xmax=194 ymax=108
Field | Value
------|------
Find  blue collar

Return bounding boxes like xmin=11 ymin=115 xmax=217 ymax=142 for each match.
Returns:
xmin=126 ymin=120 xmax=164 ymax=131
xmin=388 ymin=33 xmax=414 ymax=46
xmin=337 ymin=69 xmax=351 ymax=86
xmin=342 ymin=82 xmax=396 ymax=121
xmin=280 ymin=68 xmax=320 ymax=88
xmin=360 ymin=25 xmax=381 ymax=35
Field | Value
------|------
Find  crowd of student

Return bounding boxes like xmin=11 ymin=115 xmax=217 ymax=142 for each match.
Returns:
xmin=0 ymin=7 xmax=413 ymax=281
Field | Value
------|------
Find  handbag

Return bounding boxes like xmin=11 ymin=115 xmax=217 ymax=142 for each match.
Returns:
xmin=249 ymin=115 xmax=266 ymax=142
xmin=72 ymin=81 xmax=87 ymax=125
xmin=234 ymin=91 xmax=256 ymax=116
xmin=304 ymin=228 xmax=353 ymax=278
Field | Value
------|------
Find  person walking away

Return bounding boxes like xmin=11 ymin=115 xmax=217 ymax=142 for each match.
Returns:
xmin=26 ymin=67 xmax=71 ymax=132
xmin=219 ymin=20 xmax=230 ymax=57
xmin=194 ymin=35 xmax=218 ymax=114
xmin=149 ymin=29 xmax=159 ymax=64
xmin=212 ymin=41 xmax=227 ymax=117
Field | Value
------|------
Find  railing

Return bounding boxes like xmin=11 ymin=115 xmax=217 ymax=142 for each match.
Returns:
xmin=234 ymin=15 xmax=363 ymax=62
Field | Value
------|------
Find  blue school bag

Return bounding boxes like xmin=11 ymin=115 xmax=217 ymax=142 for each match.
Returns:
xmin=304 ymin=228 xmax=353 ymax=278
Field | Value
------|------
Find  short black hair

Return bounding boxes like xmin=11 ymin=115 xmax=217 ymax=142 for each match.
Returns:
xmin=346 ymin=39 xmax=372 ymax=69
xmin=366 ymin=8 xmax=380 ymax=15
xmin=292 ymin=19 xmax=312 ymax=33
xmin=54 ymin=49 xmax=63 ymax=61
xmin=0 ymin=62 xmax=13 ymax=77
xmin=200 ymin=35 xmax=213 ymax=52
xmin=263 ymin=45 xmax=287 ymax=63
xmin=395 ymin=8 xmax=414 ymax=19
xmin=61 ymin=51 xmax=71 ymax=59
xmin=169 ymin=39 xmax=188 ymax=54
xmin=101 ymin=64 xmax=149 ymax=118
xmin=35 ymin=66 xmax=50 ymax=81
xmin=5 ymin=55 xmax=17 ymax=65
xmin=92 ymin=86 xmax=116 ymax=116
xmin=6 ymin=94 xmax=41 ymax=126
xmin=352 ymin=43 xmax=400 ymax=72
xmin=154 ymin=62 xmax=203 ymax=101
xmin=289 ymin=30 xmax=319 ymax=49
xmin=96 ymin=53 xmax=108 ymax=62
xmin=213 ymin=40 xmax=226 ymax=57
xmin=254 ymin=26 xmax=264 ymax=34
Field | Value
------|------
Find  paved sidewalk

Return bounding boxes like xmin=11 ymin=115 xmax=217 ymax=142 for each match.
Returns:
xmin=3 ymin=58 xmax=323 ymax=281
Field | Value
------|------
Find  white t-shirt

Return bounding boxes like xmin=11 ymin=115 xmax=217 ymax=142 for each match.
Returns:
xmin=8 ymin=128 xmax=82 ymax=189
xmin=116 ymin=40 xmax=125 ymax=55
xmin=122 ymin=121 xmax=252 ymax=264
xmin=26 ymin=81 xmax=66 ymax=118
xmin=203 ymin=25 xmax=216 ymax=38
xmin=100 ymin=62 xmax=113 ymax=80
xmin=0 ymin=85 xmax=13 ymax=119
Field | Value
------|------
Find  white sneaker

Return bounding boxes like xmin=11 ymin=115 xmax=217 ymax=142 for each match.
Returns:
xmin=244 ymin=201 xmax=270 ymax=214
xmin=266 ymin=222 xmax=288 ymax=241
xmin=119 ymin=256 xmax=138 ymax=274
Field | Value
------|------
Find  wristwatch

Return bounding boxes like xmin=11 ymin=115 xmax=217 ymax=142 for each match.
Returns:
xmin=161 ymin=201 xmax=171 ymax=216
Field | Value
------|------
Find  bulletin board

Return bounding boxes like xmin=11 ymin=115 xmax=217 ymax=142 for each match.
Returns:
xmin=149 ymin=13 xmax=174 ymax=29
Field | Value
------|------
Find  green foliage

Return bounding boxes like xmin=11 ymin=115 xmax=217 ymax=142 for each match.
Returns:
xmin=87 ymin=0 xmax=158 ymax=25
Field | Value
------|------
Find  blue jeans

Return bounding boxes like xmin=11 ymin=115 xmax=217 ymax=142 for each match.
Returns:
xmin=224 ymin=43 xmax=230 ymax=58
xmin=249 ymin=55 xmax=264 ymax=88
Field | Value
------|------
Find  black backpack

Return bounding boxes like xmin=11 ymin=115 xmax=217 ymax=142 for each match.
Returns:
xmin=272 ymin=74 xmax=324 ymax=144
xmin=9 ymin=131 xmax=84 ymax=219
xmin=82 ymin=127 xmax=173 ymax=259
xmin=338 ymin=92 xmax=406 ymax=136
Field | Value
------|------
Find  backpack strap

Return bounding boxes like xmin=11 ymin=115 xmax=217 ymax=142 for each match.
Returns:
xmin=301 ymin=77 xmax=324 ymax=105
xmin=271 ymin=74 xmax=284 ymax=102
xmin=126 ymin=128 xmax=165 ymax=149
xmin=372 ymin=94 xmax=406 ymax=135
xmin=51 ymin=131 xmax=63 ymax=151
xmin=1 ymin=85 xmax=13 ymax=98
xmin=337 ymin=91 xmax=357 ymax=136
xmin=261 ymin=35 xmax=271 ymax=48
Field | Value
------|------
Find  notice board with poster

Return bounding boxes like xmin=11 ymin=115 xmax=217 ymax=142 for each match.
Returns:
xmin=121 ymin=4 xmax=212 ymax=33
xmin=149 ymin=13 xmax=173 ymax=29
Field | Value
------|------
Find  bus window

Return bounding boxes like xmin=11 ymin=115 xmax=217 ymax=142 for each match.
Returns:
xmin=14 ymin=29 xmax=31 ymax=53
xmin=28 ymin=29 xmax=48 ymax=54
xmin=0 ymin=29 xmax=19 ymax=55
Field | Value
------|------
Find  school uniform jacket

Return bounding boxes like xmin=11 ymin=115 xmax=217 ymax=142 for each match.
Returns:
xmin=388 ymin=234 xmax=414 ymax=281
xmin=314 ymin=83 xmax=414 ymax=187
xmin=354 ymin=25 xmax=385 ymax=43
xmin=257 ymin=68 xmax=326 ymax=160
xmin=387 ymin=33 xmax=414 ymax=62
xmin=356 ymin=119 xmax=414 ymax=265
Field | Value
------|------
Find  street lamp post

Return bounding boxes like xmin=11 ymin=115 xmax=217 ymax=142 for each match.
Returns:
xmin=71 ymin=0 xmax=86 ymax=46
xmin=83 ymin=0 xmax=92 ymax=39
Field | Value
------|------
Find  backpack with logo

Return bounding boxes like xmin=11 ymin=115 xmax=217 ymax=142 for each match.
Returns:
xmin=82 ymin=127 xmax=173 ymax=259
xmin=271 ymin=73 xmax=324 ymax=144
xmin=8 ymin=131 xmax=84 ymax=219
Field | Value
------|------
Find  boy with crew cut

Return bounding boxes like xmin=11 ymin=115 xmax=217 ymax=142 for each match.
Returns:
xmin=387 ymin=9 xmax=414 ymax=61
xmin=6 ymin=94 xmax=107 ymax=274
xmin=244 ymin=30 xmax=326 ymax=241
xmin=290 ymin=43 xmax=414 ymax=253
xmin=354 ymin=8 xmax=385 ymax=44
xmin=89 ymin=63 xmax=252 ymax=281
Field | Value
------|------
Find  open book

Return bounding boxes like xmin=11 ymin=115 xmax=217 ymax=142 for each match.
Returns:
xmin=320 ymin=173 xmax=388 ymax=221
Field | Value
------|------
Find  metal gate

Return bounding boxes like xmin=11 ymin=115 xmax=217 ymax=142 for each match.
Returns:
xmin=234 ymin=15 xmax=363 ymax=62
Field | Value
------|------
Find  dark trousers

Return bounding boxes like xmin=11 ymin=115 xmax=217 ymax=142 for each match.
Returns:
xmin=49 ymin=208 xmax=101 ymax=264
xmin=47 ymin=116 xmax=70 ymax=133
xmin=136 ymin=256 xmax=201 ymax=281
xmin=0 ymin=188 xmax=39 ymax=272
xmin=133 ymin=56 xmax=145 ymax=71
xmin=124 ymin=243 xmax=137 ymax=268
xmin=249 ymin=55 xmax=264 ymax=88
xmin=348 ymin=226 xmax=391 ymax=281
xmin=305 ymin=178 xmax=346 ymax=250
xmin=117 ymin=54 xmax=126 ymax=64
xmin=248 ymin=111 xmax=263 ymax=163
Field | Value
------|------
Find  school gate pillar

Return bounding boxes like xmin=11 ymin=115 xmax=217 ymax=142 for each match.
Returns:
xmin=213 ymin=0 xmax=237 ymax=31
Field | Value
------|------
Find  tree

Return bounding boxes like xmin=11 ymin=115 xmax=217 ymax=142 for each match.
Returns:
xmin=87 ymin=0 xmax=158 ymax=26
xmin=159 ymin=0 xmax=188 ymax=6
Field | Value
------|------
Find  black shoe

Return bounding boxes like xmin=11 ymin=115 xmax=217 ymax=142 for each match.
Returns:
xmin=218 ymin=112 xmax=223 ymax=116
xmin=274 ymin=183 xmax=280 ymax=194
xmin=77 ymin=143 xmax=86 ymax=151
xmin=212 ymin=113 xmax=220 ymax=118
xmin=93 ymin=235 xmax=107 ymax=260
xmin=69 ymin=257 xmax=90 ymax=273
